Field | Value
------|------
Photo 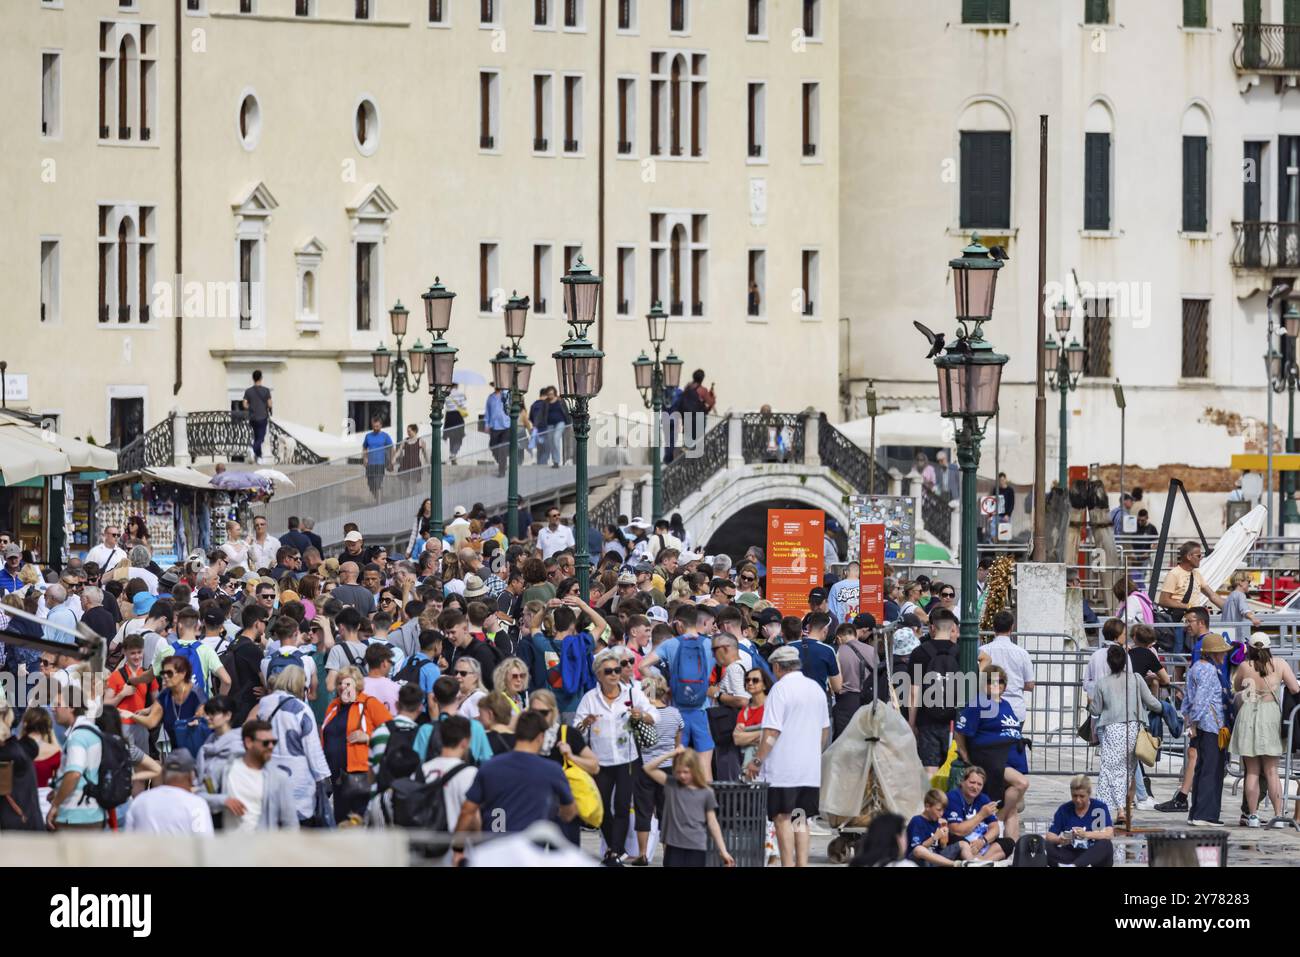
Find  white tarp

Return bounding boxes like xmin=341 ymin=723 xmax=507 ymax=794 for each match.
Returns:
xmin=272 ymin=420 xmax=370 ymax=462
xmin=0 ymin=429 xmax=71 ymax=485
xmin=837 ymin=409 xmax=1020 ymax=450
xmin=0 ymin=416 xmax=117 ymax=471
xmin=1192 ymin=504 xmax=1267 ymax=607
xmin=820 ymin=701 xmax=930 ymax=825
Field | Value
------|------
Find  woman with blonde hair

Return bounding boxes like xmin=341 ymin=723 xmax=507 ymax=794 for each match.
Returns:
xmin=492 ymin=657 xmax=531 ymax=712
xmin=1232 ymin=634 xmax=1300 ymax=827
xmin=640 ymin=747 xmax=734 ymax=867
xmin=1220 ymin=570 xmax=1262 ymax=632
xmin=478 ymin=691 xmax=517 ymax=755
xmin=320 ymin=665 xmax=392 ymax=822
xmin=0 ymin=705 xmax=42 ymax=829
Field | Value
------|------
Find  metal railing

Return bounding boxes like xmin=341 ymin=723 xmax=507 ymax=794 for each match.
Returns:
xmin=818 ymin=416 xmax=891 ymax=495
xmin=1231 ymin=221 xmax=1300 ymax=269
xmin=741 ymin=412 xmax=805 ymax=464
xmin=663 ymin=416 xmax=728 ymax=513
xmin=1232 ymin=21 xmax=1300 ymax=73
xmin=114 ymin=414 xmax=174 ymax=474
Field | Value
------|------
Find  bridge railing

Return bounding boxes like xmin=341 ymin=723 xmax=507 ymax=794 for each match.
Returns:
xmin=663 ymin=416 xmax=730 ymax=513
xmin=741 ymin=412 xmax=806 ymax=464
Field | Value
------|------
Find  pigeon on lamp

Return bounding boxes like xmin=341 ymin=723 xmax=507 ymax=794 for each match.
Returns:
xmin=913 ymin=320 xmax=945 ymax=359
xmin=989 ymin=245 xmax=1010 ymax=262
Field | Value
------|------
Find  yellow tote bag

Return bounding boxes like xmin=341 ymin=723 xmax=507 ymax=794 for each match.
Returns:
xmin=930 ymin=740 xmax=959 ymax=791
xmin=561 ymin=725 xmax=604 ymax=828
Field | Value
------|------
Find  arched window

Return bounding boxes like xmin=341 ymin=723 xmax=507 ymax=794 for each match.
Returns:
xmin=355 ymin=98 xmax=379 ymax=155
xmin=1083 ymin=100 xmax=1114 ymax=231
xmin=116 ymin=215 xmax=137 ymax=322
xmin=238 ymin=92 xmax=261 ymax=150
xmin=118 ymin=36 xmax=136 ymax=139
xmin=957 ymin=98 xmax=1012 ymax=229
xmin=1181 ymin=104 xmax=1210 ymax=233
xmin=303 ymin=271 xmax=315 ymax=315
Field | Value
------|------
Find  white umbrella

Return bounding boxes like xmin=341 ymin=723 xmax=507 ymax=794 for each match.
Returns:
xmin=1193 ymin=504 xmax=1267 ymax=606
xmin=255 ymin=468 xmax=295 ymax=487
xmin=837 ymin=410 xmax=1021 ymax=450
xmin=0 ymin=417 xmax=117 ymax=471
xmin=0 ymin=429 xmax=71 ymax=485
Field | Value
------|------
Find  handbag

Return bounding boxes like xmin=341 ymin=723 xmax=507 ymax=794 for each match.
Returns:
xmin=627 ymin=693 xmax=659 ymax=751
xmin=1135 ymin=727 xmax=1160 ymax=767
xmin=560 ymin=725 xmax=604 ymax=828
xmin=1218 ymin=726 xmax=1232 ymax=751
xmin=1077 ymin=715 xmax=1099 ymax=746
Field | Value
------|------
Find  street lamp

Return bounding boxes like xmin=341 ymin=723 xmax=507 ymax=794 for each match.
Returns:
xmin=1272 ymin=302 xmax=1300 ymax=525
xmin=493 ymin=291 xmax=535 ymax=540
xmin=865 ymin=380 xmax=879 ymax=494
xmin=420 ymin=278 xmax=458 ymax=539
xmin=935 ymin=235 xmax=1008 ymax=680
xmin=1044 ymin=298 xmax=1088 ymax=493
xmin=370 ymin=301 xmax=425 ymax=440
xmin=554 ymin=256 xmax=604 ymax=599
xmin=632 ymin=301 xmax=683 ymax=522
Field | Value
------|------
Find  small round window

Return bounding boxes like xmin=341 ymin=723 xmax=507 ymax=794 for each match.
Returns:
xmin=238 ymin=92 xmax=261 ymax=150
xmin=354 ymin=98 xmax=379 ymax=156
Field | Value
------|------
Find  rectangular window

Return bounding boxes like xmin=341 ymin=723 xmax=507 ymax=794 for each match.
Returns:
xmin=651 ymin=248 xmax=664 ymax=305
xmin=747 ymin=82 xmax=765 ymax=159
xmin=429 ymin=0 xmax=445 ymax=23
xmin=801 ymin=250 xmax=819 ymax=317
xmin=42 ymin=52 xmax=60 ymax=137
xmin=1084 ymin=131 xmax=1110 ymax=231
xmin=356 ymin=242 xmax=376 ymax=331
xmin=110 ymin=397 xmax=145 ymax=450
xmin=963 ymin=0 xmax=1010 ymax=23
xmin=534 ymin=74 xmax=553 ymax=151
xmin=748 ymin=249 xmax=765 ymax=317
xmin=41 ymin=240 xmax=60 ymax=323
xmin=535 ymin=0 xmax=549 ymax=27
xmin=1181 ymin=299 xmax=1209 ymax=378
xmin=480 ymin=71 xmax=499 ymax=150
xmin=564 ymin=245 xmax=583 ymax=274
xmin=691 ymin=247 xmax=707 ymax=316
xmin=618 ymin=78 xmax=635 ymax=154
xmin=239 ymin=0 xmax=253 ymax=12
xmin=296 ymin=0 xmax=312 ymax=15
xmin=480 ymin=243 xmax=499 ymax=313
xmin=355 ymin=0 xmax=370 ymax=19
xmin=960 ymin=131 xmax=1012 ymax=229
xmin=140 ymin=58 xmax=154 ymax=140
xmin=748 ymin=0 xmax=765 ymax=36
xmin=1082 ymin=299 xmax=1112 ymax=377
xmin=691 ymin=76 xmax=706 ymax=157
xmin=803 ymin=0 xmax=820 ymax=38
xmin=564 ymin=75 xmax=583 ymax=153
xmin=650 ymin=78 xmax=664 ymax=155
xmin=1084 ymin=0 xmax=1108 ymax=24
xmin=1183 ymin=0 xmax=1207 ymax=28
xmin=671 ymin=0 xmax=687 ymax=32
xmin=533 ymin=245 xmax=553 ymax=314
xmin=802 ymin=82 xmax=819 ymax=158
xmin=1182 ymin=135 xmax=1208 ymax=232
xmin=617 ymin=247 xmax=635 ymax=316
xmin=565 ymin=0 xmax=582 ymax=28
xmin=239 ymin=239 xmax=256 ymax=330
xmin=139 ymin=207 xmax=154 ymax=323
xmin=618 ymin=0 xmax=635 ymax=30
xmin=481 ymin=0 xmax=495 ymax=25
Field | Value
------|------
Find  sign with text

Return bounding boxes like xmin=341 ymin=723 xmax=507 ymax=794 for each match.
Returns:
xmin=766 ymin=508 xmax=824 ymax=618
xmin=859 ymin=523 xmax=885 ymax=621
xmin=848 ymin=495 xmax=916 ymax=564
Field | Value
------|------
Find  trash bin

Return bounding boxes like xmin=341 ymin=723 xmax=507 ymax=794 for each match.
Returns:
xmin=1145 ymin=830 xmax=1228 ymax=867
xmin=708 ymin=781 xmax=769 ymax=867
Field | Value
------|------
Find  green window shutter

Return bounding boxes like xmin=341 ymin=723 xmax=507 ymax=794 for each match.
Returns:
xmin=1085 ymin=0 xmax=1108 ymax=23
xmin=961 ymin=131 xmax=1012 ymax=229
xmin=1183 ymin=136 xmax=1208 ymax=233
xmin=989 ymin=0 xmax=1009 ymax=22
xmin=962 ymin=0 xmax=989 ymax=24
xmin=1183 ymin=0 xmax=1206 ymax=28
xmin=1084 ymin=132 xmax=1111 ymax=231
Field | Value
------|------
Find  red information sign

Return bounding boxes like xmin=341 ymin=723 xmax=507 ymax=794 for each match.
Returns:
xmin=859 ymin=523 xmax=885 ymax=621
xmin=766 ymin=509 xmax=825 ymax=618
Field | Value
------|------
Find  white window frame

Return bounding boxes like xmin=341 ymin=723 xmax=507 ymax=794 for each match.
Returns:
xmin=236 ymin=87 xmax=261 ymax=151
xmin=42 ymin=50 xmax=62 ymax=140
xmin=801 ymin=80 xmax=821 ymax=164
xmin=427 ymin=0 xmax=450 ymax=27
xmin=533 ymin=72 xmax=556 ymax=156
xmin=347 ymin=184 xmax=396 ymax=339
xmin=649 ymin=49 xmax=707 ymax=163
xmin=534 ymin=0 xmax=556 ymax=30
xmin=801 ymin=0 xmax=823 ymax=42
xmin=668 ymin=0 xmax=690 ymax=35
xmin=353 ymin=95 xmax=380 ymax=157
xmin=232 ymin=184 xmax=277 ymax=337
xmin=40 ymin=237 xmax=61 ymax=325
xmin=648 ymin=209 xmax=708 ymax=321
xmin=563 ymin=0 xmax=587 ymax=32
xmin=106 ymin=387 xmax=149 ymax=450
xmin=616 ymin=0 xmax=638 ymax=34
xmin=97 ymin=201 xmax=159 ymax=329
xmin=295 ymin=237 xmax=326 ymax=335
xmin=480 ymin=0 xmax=501 ymax=29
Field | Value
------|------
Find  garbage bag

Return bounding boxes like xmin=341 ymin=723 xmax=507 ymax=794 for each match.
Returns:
xmin=820 ymin=700 xmax=929 ymax=827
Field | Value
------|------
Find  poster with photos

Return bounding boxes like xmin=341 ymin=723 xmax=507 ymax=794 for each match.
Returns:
xmin=848 ymin=495 xmax=916 ymax=565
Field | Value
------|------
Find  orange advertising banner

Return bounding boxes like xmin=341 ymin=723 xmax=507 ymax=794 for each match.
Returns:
xmin=766 ymin=509 xmax=825 ymax=618
xmin=859 ymin=523 xmax=885 ymax=621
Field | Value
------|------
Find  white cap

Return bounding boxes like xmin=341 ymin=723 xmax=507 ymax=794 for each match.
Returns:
xmin=628 ymin=516 xmax=649 ymax=530
xmin=1250 ymin=632 xmax=1271 ymax=649
xmin=646 ymin=605 xmax=669 ymax=623
xmin=453 ymin=505 xmax=468 ymax=518
xmin=343 ymin=530 xmax=363 ymax=543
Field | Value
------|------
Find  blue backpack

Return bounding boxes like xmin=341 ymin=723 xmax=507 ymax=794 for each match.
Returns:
xmin=669 ymin=634 xmax=710 ymax=710
xmin=267 ymin=648 xmax=306 ymax=681
xmin=173 ymin=640 xmax=208 ymax=697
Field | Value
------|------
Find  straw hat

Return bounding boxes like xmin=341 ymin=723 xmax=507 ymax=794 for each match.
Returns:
xmin=1200 ymin=633 xmax=1231 ymax=655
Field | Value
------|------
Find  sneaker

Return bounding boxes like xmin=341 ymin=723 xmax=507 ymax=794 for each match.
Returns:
xmin=1136 ymin=797 xmax=1158 ymax=811
xmin=1272 ymin=818 xmax=1292 ymax=829
xmin=805 ymin=816 xmax=832 ymax=837
xmin=1239 ymin=814 xmax=1250 ymax=827
xmin=1246 ymin=815 xmax=1261 ymax=828
xmin=1188 ymin=819 xmax=1225 ymax=828
xmin=1154 ymin=794 xmax=1189 ymax=813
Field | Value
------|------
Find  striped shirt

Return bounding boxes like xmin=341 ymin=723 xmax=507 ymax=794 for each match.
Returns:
xmin=641 ymin=705 xmax=683 ymax=764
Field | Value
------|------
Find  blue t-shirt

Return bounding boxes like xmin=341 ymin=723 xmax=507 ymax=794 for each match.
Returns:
xmin=906 ymin=814 xmax=942 ymax=856
xmin=1049 ymin=798 xmax=1112 ymax=848
xmin=465 ymin=749 xmax=575 ymax=832
xmin=406 ymin=652 xmax=442 ymax=698
xmin=413 ymin=714 xmax=493 ymax=764
xmin=955 ymin=697 xmax=1023 ymax=749
xmin=945 ymin=788 xmax=994 ymax=843
xmin=827 ymin=578 xmax=859 ymax=623
xmin=792 ymin=638 xmax=840 ymax=692
xmin=362 ymin=430 xmax=393 ymax=466
xmin=654 ymin=634 xmax=715 ymax=712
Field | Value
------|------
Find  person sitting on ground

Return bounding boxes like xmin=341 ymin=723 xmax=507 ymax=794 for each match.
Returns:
xmin=850 ymin=812 xmax=915 ymax=868
xmin=906 ymin=789 xmax=963 ymax=867
xmin=1044 ymin=774 xmax=1114 ymax=867
xmin=944 ymin=765 xmax=1015 ymax=864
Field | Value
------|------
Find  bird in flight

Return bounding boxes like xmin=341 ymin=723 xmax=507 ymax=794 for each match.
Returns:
xmin=913 ymin=321 xmax=945 ymax=359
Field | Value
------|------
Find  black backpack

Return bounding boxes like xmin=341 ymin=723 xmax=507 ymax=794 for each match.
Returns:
xmin=394 ymin=654 xmax=429 ymax=686
xmin=919 ymin=640 xmax=961 ymax=723
xmin=1012 ymin=833 xmax=1050 ymax=867
xmin=375 ymin=721 xmax=423 ymax=792
xmin=389 ymin=762 xmax=473 ymax=843
xmin=79 ymin=727 xmax=133 ymax=810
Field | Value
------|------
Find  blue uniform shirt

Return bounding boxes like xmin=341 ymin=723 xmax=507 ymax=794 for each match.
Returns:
xmin=1049 ymin=798 xmax=1111 ymax=848
xmin=945 ymin=788 xmax=994 ymax=844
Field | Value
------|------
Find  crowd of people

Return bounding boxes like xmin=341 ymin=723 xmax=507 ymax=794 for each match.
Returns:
xmin=0 ymin=503 xmax=1285 ymax=868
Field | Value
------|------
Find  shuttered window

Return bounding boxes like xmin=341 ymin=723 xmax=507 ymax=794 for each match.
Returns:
xmin=1084 ymin=132 xmax=1110 ymax=231
xmin=1182 ymin=135 xmax=1208 ymax=232
xmin=963 ymin=0 xmax=1009 ymax=24
xmin=1084 ymin=0 xmax=1108 ymax=23
xmin=1183 ymin=0 xmax=1206 ymax=28
xmin=1082 ymin=299 xmax=1112 ymax=377
xmin=960 ymin=131 xmax=1012 ymax=229
xmin=1182 ymin=299 xmax=1209 ymax=378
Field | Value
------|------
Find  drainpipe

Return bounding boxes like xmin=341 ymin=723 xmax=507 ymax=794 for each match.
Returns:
xmin=173 ymin=0 xmax=183 ymax=395
xmin=597 ymin=0 xmax=606 ymax=350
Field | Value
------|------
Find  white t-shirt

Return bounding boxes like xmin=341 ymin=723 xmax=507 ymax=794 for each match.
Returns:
xmin=221 ymin=540 xmax=250 ymax=569
xmin=87 ymin=544 xmax=127 ymax=572
xmin=420 ymin=756 xmax=477 ymax=833
xmin=760 ymin=671 xmax=830 ymax=788
xmin=128 ymin=567 xmax=160 ymax=596
xmin=248 ymin=536 xmax=282 ymax=572
xmin=226 ymin=759 xmax=266 ymax=832
xmin=125 ymin=785 xmax=214 ymax=835
xmin=980 ymin=635 xmax=1035 ymax=721
xmin=537 ymin=524 xmax=576 ymax=560
xmin=461 ymin=690 xmax=487 ymax=720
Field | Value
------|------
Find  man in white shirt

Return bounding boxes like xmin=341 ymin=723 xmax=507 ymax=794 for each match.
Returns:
xmin=537 ymin=506 xmax=576 ymax=560
xmin=976 ymin=609 xmax=1036 ymax=722
xmin=86 ymin=525 xmax=127 ymax=573
xmin=744 ymin=645 xmax=830 ymax=869
xmin=246 ymin=516 xmax=281 ymax=573
xmin=220 ymin=719 xmax=299 ymax=831
xmin=420 ymin=714 xmax=478 ymax=864
xmin=126 ymin=751 xmax=214 ymax=835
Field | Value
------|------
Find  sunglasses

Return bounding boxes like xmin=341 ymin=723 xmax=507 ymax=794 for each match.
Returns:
xmin=744 ymin=677 xmax=763 ymax=685
xmin=533 ymin=708 xmax=554 ymax=718
xmin=161 ymin=670 xmax=175 ymax=678
xmin=600 ymin=667 xmax=621 ymax=676
xmin=380 ymin=597 xmax=396 ymax=604
xmin=258 ymin=593 xmax=275 ymax=601
xmin=454 ymin=671 xmax=474 ymax=677
xmin=39 ymin=660 xmax=55 ymax=668
xmin=940 ymin=591 xmax=955 ymax=598
xmin=255 ymin=738 xmax=277 ymax=747
xmin=740 ymin=575 xmax=756 ymax=582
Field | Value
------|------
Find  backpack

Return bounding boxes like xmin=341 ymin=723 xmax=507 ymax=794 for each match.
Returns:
xmin=173 ymin=640 xmax=208 ymax=697
xmin=389 ymin=762 xmax=473 ymax=847
xmin=375 ymin=721 xmax=423 ymax=792
xmin=668 ymin=634 xmax=710 ymax=710
xmin=394 ymin=653 xmax=430 ymax=686
xmin=918 ymin=639 xmax=961 ymax=723
xmin=217 ymin=634 xmax=245 ymax=684
xmin=1012 ymin=833 xmax=1050 ymax=867
xmin=677 ymin=384 xmax=704 ymax=416
xmin=267 ymin=648 xmax=307 ymax=681
xmin=78 ymin=726 xmax=133 ymax=811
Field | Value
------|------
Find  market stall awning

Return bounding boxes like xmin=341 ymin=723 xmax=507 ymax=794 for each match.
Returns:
xmin=0 ymin=415 xmax=117 ymax=471
xmin=0 ymin=429 xmax=72 ymax=485
xmin=99 ymin=467 xmax=218 ymax=491
xmin=836 ymin=410 xmax=1021 ymax=450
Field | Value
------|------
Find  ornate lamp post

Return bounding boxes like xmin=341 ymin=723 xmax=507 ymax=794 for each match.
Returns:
xmin=934 ymin=236 xmax=1008 ymax=680
xmin=632 ymin=301 xmax=683 ymax=522
xmin=491 ymin=292 xmax=535 ymax=540
xmin=370 ymin=301 xmax=425 ymax=439
xmin=1043 ymin=298 xmax=1087 ymax=493
xmin=420 ymin=278 xmax=458 ymax=539
xmin=553 ymin=256 xmax=605 ymax=600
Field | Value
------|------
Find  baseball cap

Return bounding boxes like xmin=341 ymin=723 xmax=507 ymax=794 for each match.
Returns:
xmin=769 ymin=645 xmax=800 ymax=666
xmin=852 ymin=612 xmax=877 ymax=630
xmin=755 ymin=607 xmax=783 ymax=628
xmin=901 ymin=612 xmax=924 ymax=630
xmin=2 ymin=544 xmax=20 ymax=559
xmin=132 ymin=592 xmax=156 ymax=617
xmin=635 ymin=561 xmax=653 ymax=575
xmin=628 ymin=516 xmax=649 ymax=530
xmin=453 ymin=505 xmax=468 ymax=518
xmin=681 ymin=550 xmax=701 ymax=563
xmin=1250 ymin=632 xmax=1271 ymax=649
xmin=344 ymin=530 xmax=364 ymax=543
xmin=163 ymin=750 xmax=195 ymax=774
xmin=646 ymin=605 xmax=669 ymax=623
xmin=736 ymin=592 xmax=760 ymax=609
xmin=617 ymin=571 xmax=637 ymax=586
xmin=202 ymin=605 xmax=225 ymax=627
xmin=808 ymin=587 xmax=827 ymax=606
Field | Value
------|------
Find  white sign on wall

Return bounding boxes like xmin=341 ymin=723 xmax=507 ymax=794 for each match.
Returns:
xmin=749 ymin=178 xmax=767 ymax=226
xmin=2 ymin=374 xmax=28 ymax=402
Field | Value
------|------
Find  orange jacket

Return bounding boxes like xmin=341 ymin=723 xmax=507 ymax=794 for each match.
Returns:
xmin=321 ymin=692 xmax=392 ymax=773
